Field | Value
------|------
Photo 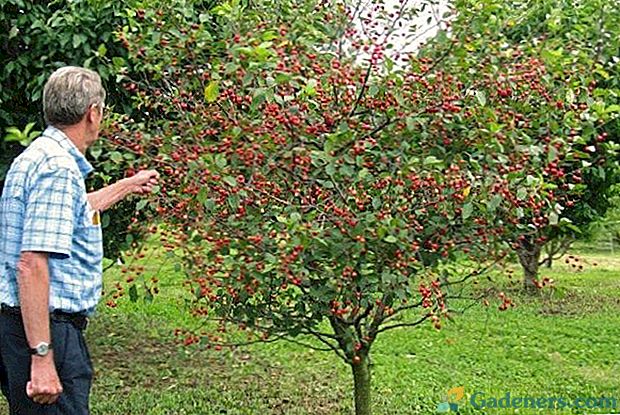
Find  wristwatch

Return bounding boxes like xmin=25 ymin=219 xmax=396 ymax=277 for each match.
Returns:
xmin=29 ymin=342 xmax=52 ymax=357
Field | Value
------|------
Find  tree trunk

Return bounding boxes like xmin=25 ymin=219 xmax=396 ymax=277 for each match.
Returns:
xmin=351 ymin=353 xmax=371 ymax=415
xmin=516 ymin=238 xmax=542 ymax=291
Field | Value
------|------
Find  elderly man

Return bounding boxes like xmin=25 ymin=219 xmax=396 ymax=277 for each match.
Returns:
xmin=0 ymin=66 xmax=158 ymax=414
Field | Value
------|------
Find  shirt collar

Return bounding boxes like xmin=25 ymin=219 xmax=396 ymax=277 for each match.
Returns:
xmin=41 ymin=126 xmax=94 ymax=178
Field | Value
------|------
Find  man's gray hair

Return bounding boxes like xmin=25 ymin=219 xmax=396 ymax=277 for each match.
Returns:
xmin=43 ymin=66 xmax=106 ymax=126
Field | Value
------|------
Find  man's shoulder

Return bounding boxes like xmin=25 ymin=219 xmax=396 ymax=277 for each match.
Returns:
xmin=13 ymin=136 xmax=80 ymax=175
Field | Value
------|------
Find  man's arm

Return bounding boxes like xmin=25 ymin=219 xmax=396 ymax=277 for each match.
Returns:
xmin=87 ymin=170 xmax=159 ymax=212
xmin=17 ymin=251 xmax=63 ymax=405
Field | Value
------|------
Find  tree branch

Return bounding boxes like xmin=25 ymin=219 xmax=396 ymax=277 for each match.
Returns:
xmin=281 ymin=337 xmax=338 ymax=354
xmin=375 ymin=313 xmax=430 ymax=335
xmin=348 ymin=64 xmax=372 ymax=118
xmin=388 ymin=299 xmax=424 ymax=319
xmin=440 ymin=260 xmax=500 ymax=289
xmin=301 ymin=327 xmax=347 ymax=362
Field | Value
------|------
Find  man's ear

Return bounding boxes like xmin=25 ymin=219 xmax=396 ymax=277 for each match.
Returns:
xmin=86 ymin=104 xmax=99 ymax=124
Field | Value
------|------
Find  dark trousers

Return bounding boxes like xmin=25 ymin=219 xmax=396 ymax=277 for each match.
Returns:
xmin=0 ymin=312 xmax=93 ymax=414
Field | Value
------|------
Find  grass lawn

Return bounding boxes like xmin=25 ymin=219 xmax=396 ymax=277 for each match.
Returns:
xmin=1 ymin=250 xmax=619 ymax=414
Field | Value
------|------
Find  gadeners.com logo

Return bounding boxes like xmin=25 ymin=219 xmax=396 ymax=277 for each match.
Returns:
xmin=470 ymin=391 xmax=616 ymax=410
xmin=437 ymin=387 xmax=617 ymax=412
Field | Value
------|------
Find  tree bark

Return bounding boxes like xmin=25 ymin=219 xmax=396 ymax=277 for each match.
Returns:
xmin=516 ymin=238 xmax=542 ymax=291
xmin=351 ymin=353 xmax=372 ymax=415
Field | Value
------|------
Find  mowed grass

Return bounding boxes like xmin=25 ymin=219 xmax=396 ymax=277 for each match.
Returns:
xmin=1 ymin=250 xmax=619 ymax=414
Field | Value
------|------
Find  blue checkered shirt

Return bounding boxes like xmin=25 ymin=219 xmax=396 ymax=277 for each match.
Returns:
xmin=0 ymin=126 xmax=103 ymax=315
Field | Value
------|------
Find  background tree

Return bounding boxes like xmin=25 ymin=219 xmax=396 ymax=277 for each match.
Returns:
xmin=0 ymin=0 xmax=221 ymax=260
xmin=588 ymin=186 xmax=620 ymax=251
xmin=421 ymin=0 xmax=620 ymax=288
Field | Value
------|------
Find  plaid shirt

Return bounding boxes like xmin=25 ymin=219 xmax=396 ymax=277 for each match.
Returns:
xmin=0 ymin=126 xmax=103 ymax=315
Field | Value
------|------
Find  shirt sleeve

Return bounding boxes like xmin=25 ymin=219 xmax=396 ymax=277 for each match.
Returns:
xmin=20 ymin=167 xmax=75 ymax=258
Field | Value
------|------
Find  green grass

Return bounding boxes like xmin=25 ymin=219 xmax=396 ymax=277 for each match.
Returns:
xmin=1 ymin=250 xmax=619 ymax=414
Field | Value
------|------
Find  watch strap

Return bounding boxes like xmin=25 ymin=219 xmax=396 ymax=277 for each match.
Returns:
xmin=28 ymin=342 xmax=53 ymax=356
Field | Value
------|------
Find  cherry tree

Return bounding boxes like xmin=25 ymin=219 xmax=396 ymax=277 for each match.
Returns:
xmin=100 ymin=1 xmax=594 ymax=413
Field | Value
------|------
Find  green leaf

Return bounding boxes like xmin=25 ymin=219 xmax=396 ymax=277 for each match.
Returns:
xmin=339 ymin=165 xmax=354 ymax=177
xmin=72 ymin=33 xmax=83 ymax=49
xmin=112 ymin=56 xmax=125 ymax=68
xmin=261 ymin=30 xmax=278 ymax=41
xmin=223 ymin=176 xmax=237 ymax=187
xmin=197 ymin=188 xmax=208 ymax=205
xmin=8 ymin=26 xmax=19 ymax=39
xmin=275 ymin=73 xmax=292 ymax=84
xmin=462 ymin=202 xmax=473 ymax=220
xmin=4 ymin=126 xmax=22 ymax=138
xmin=253 ymin=45 xmax=271 ymax=60
xmin=136 ymin=199 xmax=148 ymax=211
xmin=224 ymin=62 xmax=239 ymax=74
xmin=547 ymin=146 xmax=558 ymax=163
xmin=561 ymin=221 xmax=581 ymax=234
xmin=109 ymin=151 xmax=123 ymax=164
xmin=488 ymin=123 xmax=503 ymax=133
xmin=97 ymin=44 xmax=107 ymax=57
xmin=204 ymin=199 xmax=216 ymax=211
xmin=304 ymin=79 xmax=317 ymax=96
xmin=227 ymin=194 xmax=239 ymax=209
xmin=231 ymin=126 xmax=242 ymax=137
xmin=487 ymin=195 xmax=503 ymax=212
xmin=204 ymin=81 xmax=219 ymax=103
xmin=215 ymin=154 xmax=227 ymax=169
xmin=372 ymin=197 xmax=382 ymax=210
xmin=83 ymin=57 xmax=94 ymax=69
xmin=406 ymin=117 xmax=416 ymax=132
xmin=526 ymin=175 xmax=538 ymax=186
xmin=384 ymin=235 xmax=398 ymax=243
xmin=423 ymin=156 xmax=442 ymax=166
xmin=475 ymin=90 xmax=486 ymax=106
xmin=23 ymin=122 xmax=35 ymax=135
xmin=549 ymin=212 xmax=559 ymax=226
xmin=317 ymin=179 xmax=334 ymax=189
xmin=605 ymin=105 xmax=620 ymax=113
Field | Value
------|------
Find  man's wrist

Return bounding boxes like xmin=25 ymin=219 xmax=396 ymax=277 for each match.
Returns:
xmin=121 ymin=176 xmax=138 ymax=195
xmin=31 ymin=351 xmax=55 ymax=365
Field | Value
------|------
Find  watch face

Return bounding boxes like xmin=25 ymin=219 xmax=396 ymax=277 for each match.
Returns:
xmin=35 ymin=343 xmax=50 ymax=356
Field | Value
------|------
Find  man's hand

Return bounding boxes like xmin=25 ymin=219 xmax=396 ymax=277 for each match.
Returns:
xmin=127 ymin=170 xmax=159 ymax=195
xmin=18 ymin=251 xmax=60 ymax=405
xmin=27 ymin=354 xmax=63 ymax=405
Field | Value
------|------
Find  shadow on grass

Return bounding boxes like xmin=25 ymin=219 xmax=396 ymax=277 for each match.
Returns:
xmin=85 ymin=312 xmax=350 ymax=415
